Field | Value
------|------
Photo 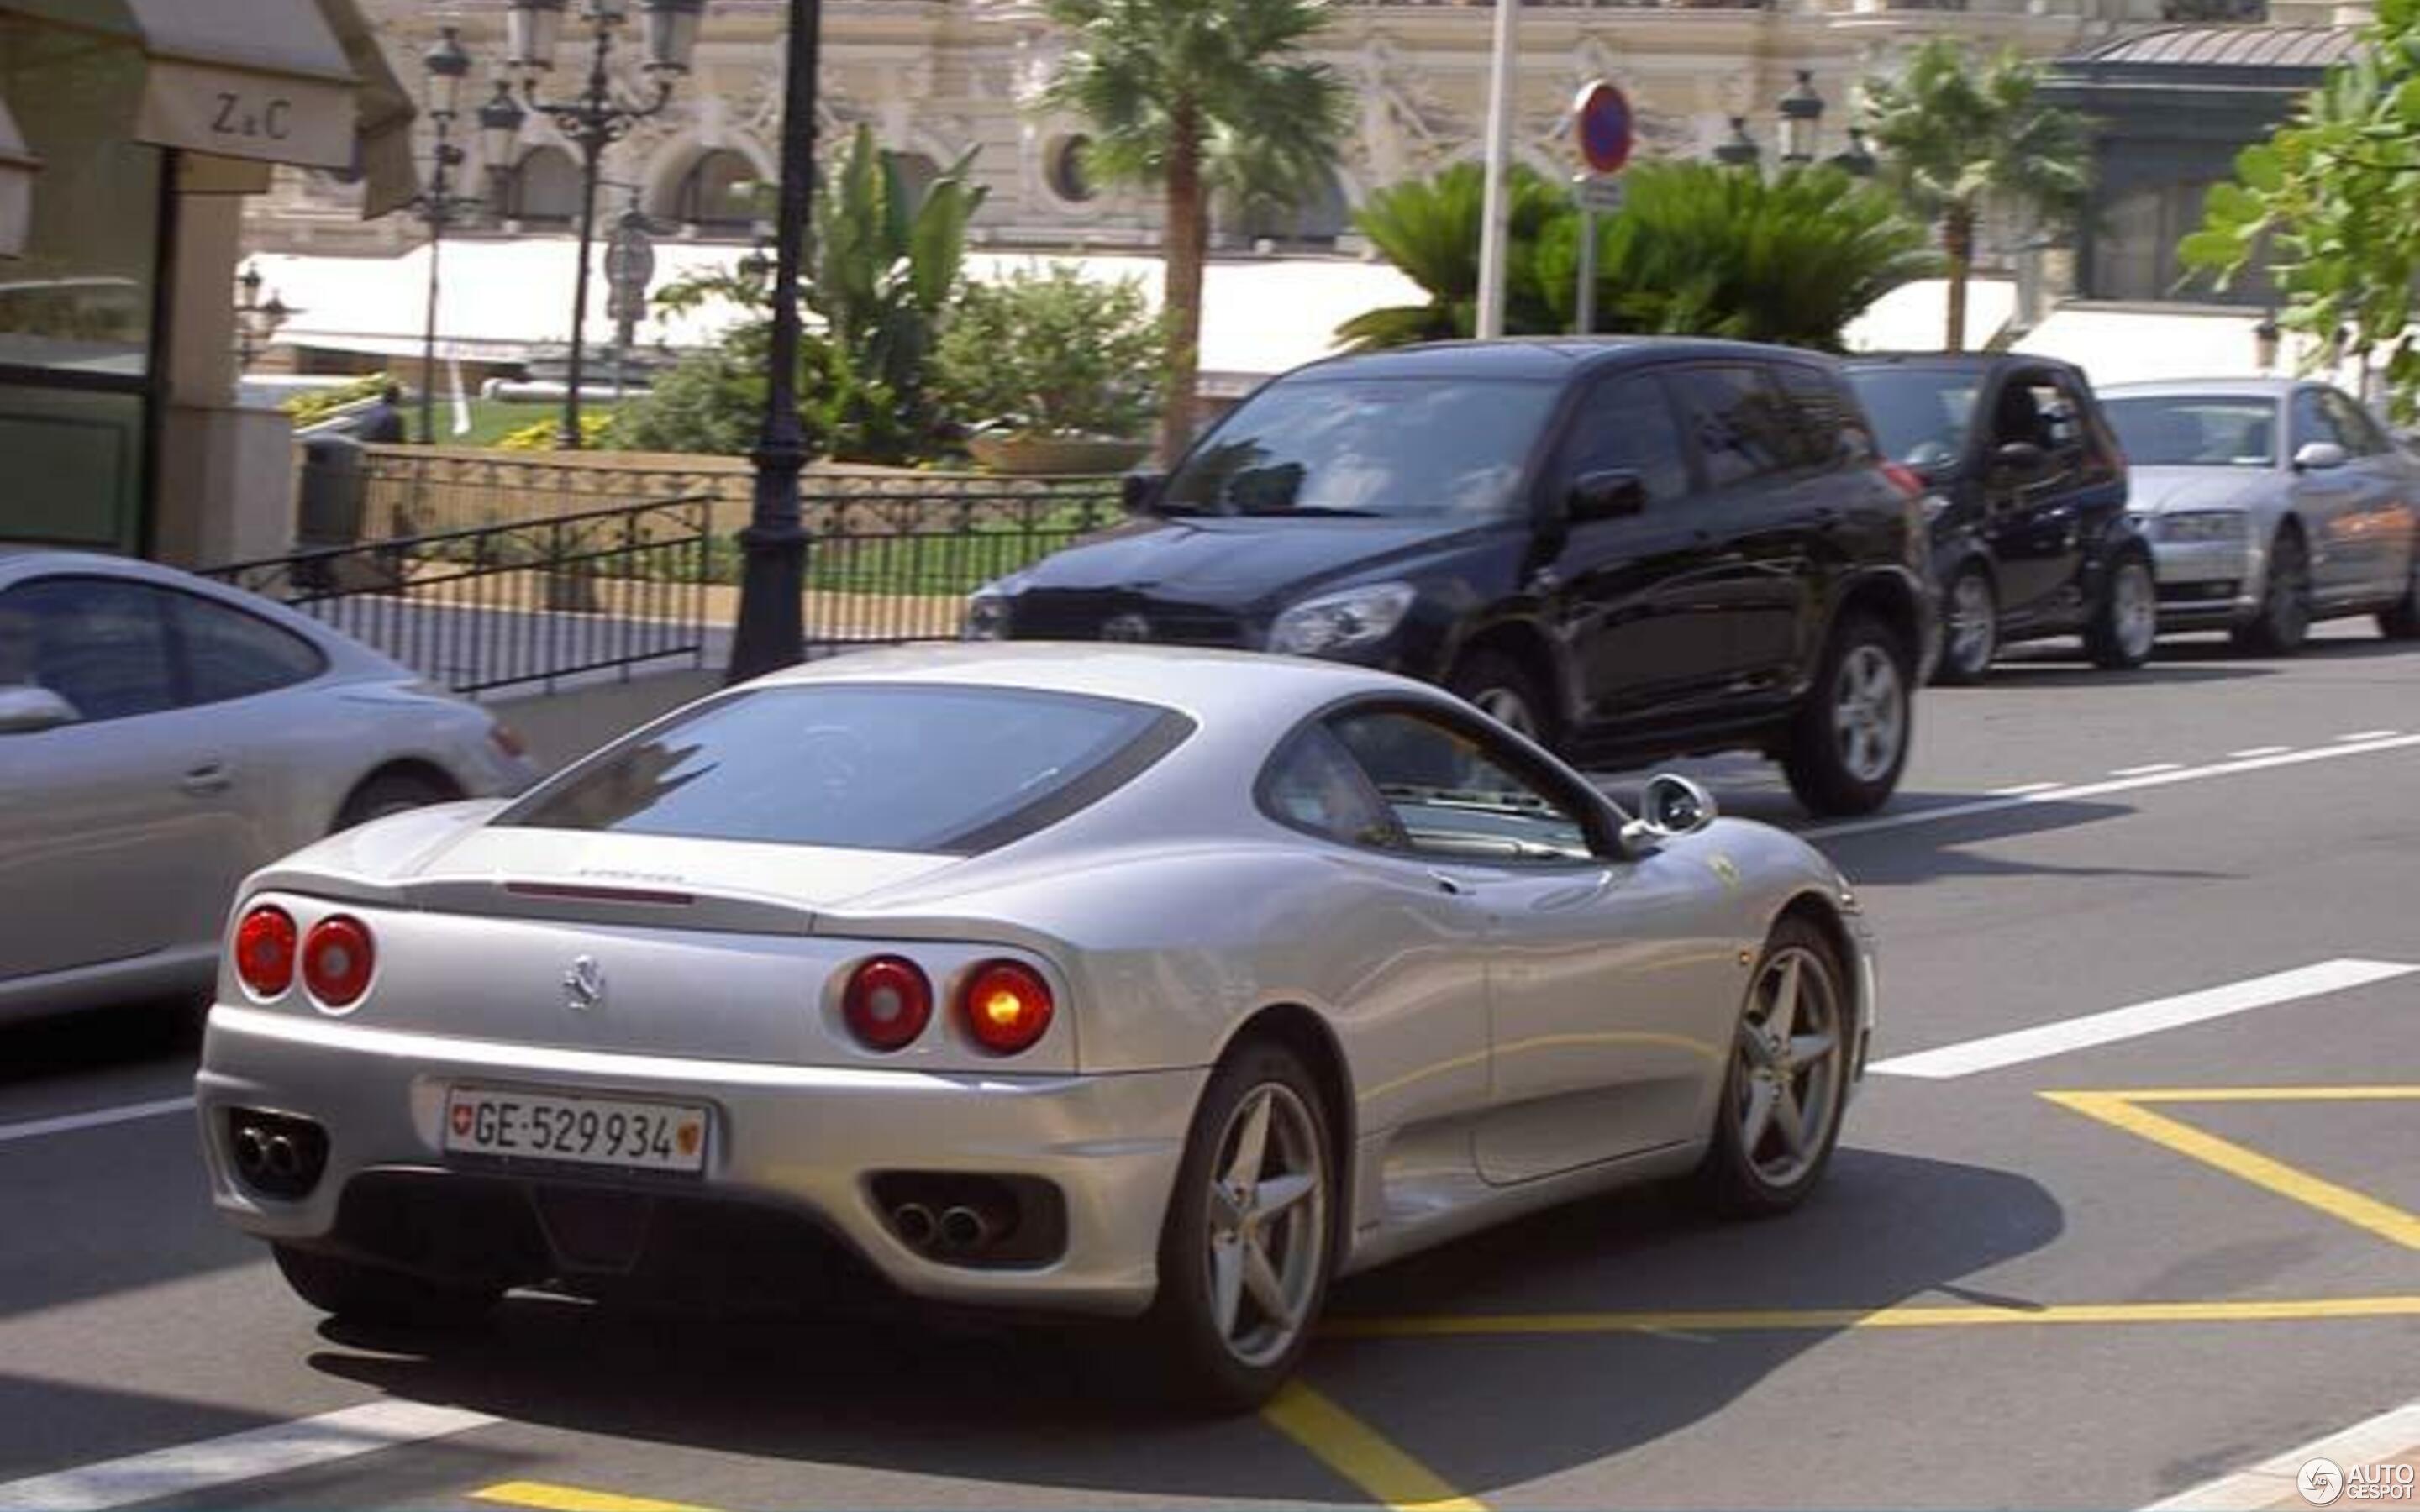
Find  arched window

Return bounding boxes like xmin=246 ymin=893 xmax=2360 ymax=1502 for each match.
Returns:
xmin=506 ymin=146 xmax=580 ymax=228
xmin=667 ymin=149 xmax=760 ymax=237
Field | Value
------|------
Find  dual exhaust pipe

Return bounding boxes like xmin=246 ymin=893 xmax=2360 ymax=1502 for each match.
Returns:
xmin=224 ymin=1110 xmax=327 ymax=1200
xmin=890 ymin=1200 xmax=1002 ymax=1256
xmin=233 ymin=1126 xmax=305 ymax=1183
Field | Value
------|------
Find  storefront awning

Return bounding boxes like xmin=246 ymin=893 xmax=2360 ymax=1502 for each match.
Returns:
xmin=0 ymin=0 xmax=415 ymax=217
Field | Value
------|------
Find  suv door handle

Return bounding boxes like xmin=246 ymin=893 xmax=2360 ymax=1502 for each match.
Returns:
xmin=179 ymin=762 xmax=233 ymax=796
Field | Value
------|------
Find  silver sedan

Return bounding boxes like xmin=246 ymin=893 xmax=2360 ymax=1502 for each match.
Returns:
xmin=0 ymin=549 xmax=540 ymax=1021
xmin=196 ymin=644 xmax=1876 ymax=1410
xmin=2101 ymin=379 xmax=2420 ymax=651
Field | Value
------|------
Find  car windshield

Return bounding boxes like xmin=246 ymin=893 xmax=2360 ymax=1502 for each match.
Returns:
xmin=1158 ymin=376 xmax=1559 ymax=520
xmin=1846 ymin=368 xmax=1981 ymax=469
xmin=2104 ymin=396 xmax=2278 ymax=467
xmin=501 ymin=685 xmax=1189 ymax=854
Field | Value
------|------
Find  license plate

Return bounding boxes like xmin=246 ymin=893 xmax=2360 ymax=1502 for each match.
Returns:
xmin=442 ymin=1088 xmax=709 ymax=1173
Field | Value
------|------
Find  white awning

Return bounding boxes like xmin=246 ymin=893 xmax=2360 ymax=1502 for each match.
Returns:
xmin=1844 ymin=277 xmax=2018 ymax=354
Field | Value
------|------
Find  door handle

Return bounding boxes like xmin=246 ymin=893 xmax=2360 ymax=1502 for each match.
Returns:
xmin=180 ymin=762 xmax=233 ymax=795
xmin=1426 ymin=869 xmax=1470 ymax=897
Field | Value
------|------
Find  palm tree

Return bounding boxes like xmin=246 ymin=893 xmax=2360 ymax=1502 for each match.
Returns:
xmin=1860 ymin=39 xmax=2090 ymax=352
xmin=1042 ymin=0 xmax=1348 ymax=459
xmin=1335 ymin=161 xmax=1565 ymax=350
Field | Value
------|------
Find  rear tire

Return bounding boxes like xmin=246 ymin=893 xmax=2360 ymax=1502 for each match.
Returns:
xmin=2234 ymin=529 xmax=2312 ymax=655
xmin=1689 ymin=917 xmax=1853 ymax=1218
xmin=1782 ymin=615 xmax=1911 ymax=818
xmin=333 ymin=769 xmax=458 ymax=832
xmin=1448 ymin=650 xmax=1553 ymax=748
xmin=2377 ymin=559 xmax=2420 ymax=640
xmin=1144 ymin=1042 xmax=1336 ymax=1414
xmin=2086 ymin=552 xmax=2159 ymax=670
xmin=271 ymin=1244 xmax=499 ymax=1330
xmin=1933 ymin=565 xmax=1997 ymax=685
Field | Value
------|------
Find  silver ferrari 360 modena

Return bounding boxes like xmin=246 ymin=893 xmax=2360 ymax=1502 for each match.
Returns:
xmin=197 ymin=644 xmax=1876 ymax=1408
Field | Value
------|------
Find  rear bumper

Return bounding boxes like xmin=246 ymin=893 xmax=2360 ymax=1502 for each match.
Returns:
xmin=197 ymin=1005 xmax=1205 ymax=1317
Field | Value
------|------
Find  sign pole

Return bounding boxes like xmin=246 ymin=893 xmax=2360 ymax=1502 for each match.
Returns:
xmin=1575 ymin=203 xmax=1597 ymax=336
xmin=1570 ymin=79 xmax=1634 ymax=341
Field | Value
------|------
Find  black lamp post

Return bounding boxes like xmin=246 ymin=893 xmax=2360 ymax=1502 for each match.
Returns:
xmin=413 ymin=27 xmax=518 ymax=445
xmin=1713 ymin=115 xmax=1760 ymax=171
xmin=724 ymin=0 xmax=820 ymax=684
xmin=234 ymin=263 xmax=290 ymax=370
xmin=1828 ymin=126 xmax=1877 ymax=179
xmin=1778 ymin=70 xmax=1824 ymax=165
xmin=506 ymin=0 xmax=705 ymax=450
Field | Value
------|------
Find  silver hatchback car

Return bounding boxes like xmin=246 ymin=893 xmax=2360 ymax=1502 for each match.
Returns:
xmin=0 ymin=549 xmax=540 ymax=1021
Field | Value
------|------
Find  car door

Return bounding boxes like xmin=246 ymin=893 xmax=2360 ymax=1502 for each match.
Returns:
xmin=1974 ymin=367 xmax=2106 ymax=627
xmin=164 ymin=585 xmax=339 ymax=875
xmin=1541 ymin=368 xmax=1740 ymax=731
xmin=1326 ymin=705 xmax=1741 ymax=1184
xmin=0 ymin=576 xmax=248 ymax=983
xmin=2286 ymin=387 xmax=2375 ymax=601
xmin=2317 ymin=389 xmax=2409 ymax=601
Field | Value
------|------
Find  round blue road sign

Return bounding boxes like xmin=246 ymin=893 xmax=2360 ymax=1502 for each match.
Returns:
xmin=1574 ymin=80 xmax=1634 ymax=176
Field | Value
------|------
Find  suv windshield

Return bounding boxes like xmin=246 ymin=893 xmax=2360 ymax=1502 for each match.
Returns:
xmin=1846 ymin=368 xmax=1981 ymax=469
xmin=2104 ymin=396 xmax=2277 ymax=467
xmin=502 ymin=685 xmax=1190 ymax=854
xmin=1160 ymin=376 xmax=1559 ymax=520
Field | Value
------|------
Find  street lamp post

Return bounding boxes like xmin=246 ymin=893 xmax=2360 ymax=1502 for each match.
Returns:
xmin=1712 ymin=73 xmax=1875 ymax=179
xmin=1778 ymin=70 xmax=1824 ymax=166
xmin=505 ymin=0 xmax=704 ymax=450
xmin=1713 ymin=116 xmax=1760 ymax=171
xmin=412 ymin=28 xmax=521 ymax=446
xmin=234 ymin=264 xmax=290 ymax=371
xmin=724 ymin=0 xmax=819 ymax=683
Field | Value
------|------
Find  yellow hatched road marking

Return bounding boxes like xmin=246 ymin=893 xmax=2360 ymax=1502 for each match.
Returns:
xmin=1324 ymin=1294 xmax=2420 ymax=1339
xmin=2093 ymin=1086 xmax=2420 ymax=1104
xmin=2044 ymin=1089 xmax=2420 ymax=1250
xmin=1260 ymin=1381 xmax=1489 ymax=1512
xmin=472 ymin=1482 xmax=721 ymax=1512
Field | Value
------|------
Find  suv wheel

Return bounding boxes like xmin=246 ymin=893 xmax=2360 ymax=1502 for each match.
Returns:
xmin=1934 ymin=565 xmax=1997 ymax=685
xmin=1783 ymin=615 xmax=1911 ymax=817
xmin=2086 ymin=552 xmax=2159 ymax=670
xmin=1449 ymin=651 xmax=1552 ymax=747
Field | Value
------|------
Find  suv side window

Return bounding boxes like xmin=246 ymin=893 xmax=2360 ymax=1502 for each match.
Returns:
xmin=1259 ymin=724 xmax=1406 ymax=850
xmin=1552 ymin=373 xmax=1690 ymax=507
xmin=1328 ymin=707 xmax=1600 ymax=863
xmin=171 ymin=591 xmax=327 ymax=705
xmin=1671 ymin=365 xmax=1795 ymax=490
xmin=1774 ymin=363 xmax=1869 ymax=469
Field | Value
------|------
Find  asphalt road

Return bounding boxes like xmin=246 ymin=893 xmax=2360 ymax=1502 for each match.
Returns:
xmin=3 ymin=622 xmax=2417 ymax=1512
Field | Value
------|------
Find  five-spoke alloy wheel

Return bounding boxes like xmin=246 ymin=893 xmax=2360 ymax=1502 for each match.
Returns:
xmin=1691 ymin=917 xmax=1854 ymax=1215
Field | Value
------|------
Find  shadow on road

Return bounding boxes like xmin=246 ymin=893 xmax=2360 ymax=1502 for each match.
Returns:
xmin=304 ymin=1149 xmax=2060 ymax=1503
xmin=0 ymin=996 xmax=201 ymax=1090
xmin=1808 ymin=797 xmax=2237 ymax=887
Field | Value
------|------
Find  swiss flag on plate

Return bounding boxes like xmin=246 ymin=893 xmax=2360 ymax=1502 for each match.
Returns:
xmin=450 ymin=1103 xmax=474 ymax=1137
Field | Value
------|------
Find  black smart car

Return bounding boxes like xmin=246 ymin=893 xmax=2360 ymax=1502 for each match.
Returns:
xmin=1844 ymin=353 xmax=2156 ymax=684
xmin=966 ymin=338 xmax=1935 ymax=816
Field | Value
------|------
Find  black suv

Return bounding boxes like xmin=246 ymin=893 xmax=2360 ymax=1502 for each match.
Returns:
xmin=967 ymin=339 xmax=1934 ymax=816
xmin=1844 ymin=353 xmax=2155 ymax=683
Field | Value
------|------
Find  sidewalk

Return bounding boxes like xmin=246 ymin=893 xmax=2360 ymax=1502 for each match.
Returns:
xmin=2148 ymin=1402 xmax=2420 ymax=1510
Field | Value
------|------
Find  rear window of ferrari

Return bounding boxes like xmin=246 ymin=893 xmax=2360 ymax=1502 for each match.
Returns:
xmin=501 ymin=684 xmax=1192 ymax=853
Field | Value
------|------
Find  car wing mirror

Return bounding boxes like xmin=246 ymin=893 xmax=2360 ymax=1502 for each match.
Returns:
xmin=1619 ymin=772 xmax=1718 ymax=852
xmin=1120 ymin=470 xmax=1166 ymax=513
xmin=1990 ymin=440 xmax=2050 ymax=483
xmin=2293 ymin=441 xmax=2349 ymax=472
xmin=0 ymin=685 xmax=77 ymax=734
xmin=1569 ymin=468 xmax=1649 ymax=523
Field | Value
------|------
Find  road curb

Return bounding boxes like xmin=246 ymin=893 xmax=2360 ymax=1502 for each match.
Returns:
xmin=2144 ymin=1399 xmax=2420 ymax=1510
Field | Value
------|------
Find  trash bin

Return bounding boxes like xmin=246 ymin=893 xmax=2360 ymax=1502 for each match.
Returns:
xmin=291 ymin=434 xmax=396 ymax=593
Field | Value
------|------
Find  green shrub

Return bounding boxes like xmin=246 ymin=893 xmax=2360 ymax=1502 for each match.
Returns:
xmin=935 ymin=264 xmax=1165 ymax=439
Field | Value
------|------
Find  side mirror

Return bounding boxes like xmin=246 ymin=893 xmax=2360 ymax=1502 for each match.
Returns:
xmin=1991 ymin=440 xmax=2050 ymax=482
xmin=1120 ymin=470 xmax=1166 ymax=513
xmin=1568 ymin=468 xmax=1648 ymax=523
xmin=0 ymin=685 xmax=76 ymax=735
xmin=1620 ymin=772 xmax=1718 ymax=851
xmin=2293 ymin=441 xmax=2349 ymax=472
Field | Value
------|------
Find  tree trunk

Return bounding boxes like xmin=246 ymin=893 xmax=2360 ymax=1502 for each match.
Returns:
xmin=1943 ymin=207 xmax=1974 ymax=354
xmin=1159 ymin=102 xmax=1207 ymax=464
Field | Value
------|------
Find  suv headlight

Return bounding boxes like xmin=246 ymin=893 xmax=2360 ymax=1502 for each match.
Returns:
xmin=962 ymin=591 xmax=1010 ymax=641
xmin=1267 ymin=581 xmax=1417 ymax=657
xmin=2159 ymin=511 xmax=2249 ymax=543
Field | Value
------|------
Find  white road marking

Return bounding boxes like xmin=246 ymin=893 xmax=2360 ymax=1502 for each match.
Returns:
xmin=2140 ymin=1396 xmax=2420 ymax=1510
xmin=0 ymin=1095 xmax=195 ymax=1146
xmin=2108 ymin=763 xmax=2185 ymax=777
xmin=2228 ymin=746 xmax=2294 ymax=759
xmin=1804 ymin=732 xmax=2420 ymax=842
xmin=1869 ymin=958 xmax=2420 ymax=1079
xmin=0 ymin=1401 xmax=501 ymax=1512
xmin=2339 ymin=729 xmax=2402 ymax=742
xmin=1987 ymin=780 xmax=2062 ymax=796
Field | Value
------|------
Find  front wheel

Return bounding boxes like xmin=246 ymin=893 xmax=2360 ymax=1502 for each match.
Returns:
xmin=2086 ymin=553 xmax=2159 ymax=670
xmin=1448 ymin=650 xmax=1552 ymax=748
xmin=1689 ymin=917 xmax=1854 ymax=1217
xmin=1146 ymin=1042 xmax=1336 ymax=1413
xmin=1782 ymin=616 xmax=1911 ymax=817
xmin=2233 ymin=530 xmax=2311 ymax=655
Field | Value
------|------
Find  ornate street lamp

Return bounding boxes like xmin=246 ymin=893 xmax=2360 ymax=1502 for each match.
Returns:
xmin=410 ymin=26 xmax=504 ymax=445
xmin=1828 ymin=126 xmax=1877 ymax=179
xmin=507 ymin=0 xmax=706 ymax=449
xmin=1713 ymin=116 xmax=1760 ymax=171
xmin=1778 ymin=70 xmax=1824 ymax=166
xmin=235 ymin=264 xmax=291 ymax=370
xmin=2254 ymin=312 xmax=2281 ymax=374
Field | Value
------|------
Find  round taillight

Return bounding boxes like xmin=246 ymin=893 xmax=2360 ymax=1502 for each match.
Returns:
xmin=234 ymin=906 xmax=297 ymax=998
xmin=843 ymin=955 xmax=932 ymax=1052
xmin=960 ymin=960 xmax=1054 ymax=1056
xmin=302 ymin=916 xmax=375 ymax=1008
